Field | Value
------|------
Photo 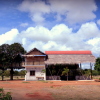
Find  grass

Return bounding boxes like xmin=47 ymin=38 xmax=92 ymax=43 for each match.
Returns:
xmin=93 ymin=75 xmax=100 ymax=79
xmin=50 ymin=86 xmax=54 ymax=88
xmin=39 ymin=80 xmax=48 ymax=83
xmin=0 ymin=76 xmax=25 ymax=81
xmin=50 ymin=82 xmax=53 ymax=84
xmin=22 ymin=82 xmax=30 ymax=83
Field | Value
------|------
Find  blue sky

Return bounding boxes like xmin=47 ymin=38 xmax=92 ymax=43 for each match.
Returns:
xmin=0 ymin=0 xmax=100 ymax=57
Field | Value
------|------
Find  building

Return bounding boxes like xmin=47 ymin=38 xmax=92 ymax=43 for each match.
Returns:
xmin=22 ymin=48 xmax=47 ymax=81
xmin=22 ymin=48 xmax=96 ymax=81
xmin=45 ymin=51 xmax=95 ymax=80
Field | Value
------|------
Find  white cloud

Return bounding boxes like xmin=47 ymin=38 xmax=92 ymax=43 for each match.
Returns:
xmin=87 ymin=37 xmax=100 ymax=46
xmin=86 ymin=37 xmax=100 ymax=55
xmin=19 ymin=23 xmax=100 ymax=55
xmin=0 ymin=29 xmax=19 ymax=45
xmin=97 ymin=19 xmax=100 ymax=25
xmin=66 ymin=0 xmax=97 ymax=24
xmin=18 ymin=0 xmax=97 ymax=24
xmin=1 ymin=22 xmax=100 ymax=56
xmin=21 ymin=26 xmax=51 ymax=42
xmin=43 ymin=41 xmax=72 ymax=51
xmin=49 ymin=0 xmax=97 ymax=23
xmin=22 ymin=38 xmax=26 ymax=45
xmin=27 ymin=41 xmax=44 ymax=51
xmin=31 ymin=13 xmax=45 ymax=23
xmin=20 ymin=23 xmax=29 ymax=27
xmin=77 ymin=22 xmax=99 ymax=40
xmin=18 ymin=0 xmax=50 ymax=24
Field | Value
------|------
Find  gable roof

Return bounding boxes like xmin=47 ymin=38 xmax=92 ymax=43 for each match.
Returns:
xmin=45 ymin=50 xmax=96 ymax=64
xmin=45 ymin=51 xmax=92 ymax=55
xmin=26 ymin=48 xmax=46 ymax=55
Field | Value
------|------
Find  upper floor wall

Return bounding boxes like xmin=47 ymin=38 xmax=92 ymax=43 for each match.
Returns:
xmin=22 ymin=48 xmax=47 ymax=66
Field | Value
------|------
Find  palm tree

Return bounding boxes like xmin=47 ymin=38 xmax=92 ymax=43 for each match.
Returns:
xmin=62 ymin=68 xmax=69 ymax=81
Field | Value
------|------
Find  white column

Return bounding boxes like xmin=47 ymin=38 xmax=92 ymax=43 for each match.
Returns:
xmin=25 ymin=68 xmax=27 ymax=81
xmin=44 ymin=66 xmax=46 ymax=80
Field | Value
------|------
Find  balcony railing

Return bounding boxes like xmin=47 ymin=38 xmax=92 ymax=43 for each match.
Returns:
xmin=22 ymin=61 xmax=45 ymax=65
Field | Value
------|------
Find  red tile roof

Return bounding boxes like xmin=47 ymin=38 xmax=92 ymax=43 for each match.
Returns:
xmin=45 ymin=51 xmax=92 ymax=55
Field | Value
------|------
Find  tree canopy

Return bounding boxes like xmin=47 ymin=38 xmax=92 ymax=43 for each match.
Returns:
xmin=0 ymin=43 xmax=26 ymax=80
xmin=0 ymin=43 xmax=26 ymax=68
xmin=94 ymin=57 xmax=100 ymax=74
xmin=0 ymin=44 xmax=10 ymax=70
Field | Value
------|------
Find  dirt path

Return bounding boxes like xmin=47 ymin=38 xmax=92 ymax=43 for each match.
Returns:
xmin=0 ymin=80 xmax=100 ymax=100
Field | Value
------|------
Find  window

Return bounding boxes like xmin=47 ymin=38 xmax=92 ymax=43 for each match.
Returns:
xmin=30 ymin=70 xmax=35 ymax=76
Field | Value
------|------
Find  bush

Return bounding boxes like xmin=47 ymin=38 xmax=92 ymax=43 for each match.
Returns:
xmin=0 ymin=88 xmax=12 ymax=100
xmin=92 ymin=70 xmax=99 ymax=76
xmin=19 ymin=70 xmax=26 ymax=76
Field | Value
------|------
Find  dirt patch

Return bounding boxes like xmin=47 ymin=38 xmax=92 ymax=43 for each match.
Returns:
xmin=49 ymin=85 xmax=100 ymax=100
xmin=26 ymin=92 xmax=54 ymax=100
xmin=95 ymin=79 xmax=100 ymax=82
xmin=0 ymin=80 xmax=100 ymax=100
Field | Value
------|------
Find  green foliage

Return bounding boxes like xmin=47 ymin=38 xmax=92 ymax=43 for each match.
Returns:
xmin=62 ymin=68 xmax=69 ymax=76
xmin=0 ymin=88 xmax=12 ymax=100
xmin=94 ymin=57 xmax=100 ymax=74
xmin=41 ymin=69 xmax=46 ymax=73
xmin=3 ymin=70 xmax=10 ymax=77
xmin=52 ymin=69 xmax=56 ymax=75
xmin=9 ymin=43 xmax=26 ymax=55
xmin=13 ymin=70 xmax=19 ymax=76
xmin=0 ymin=44 xmax=10 ymax=69
xmin=62 ymin=68 xmax=69 ymax=81
xmin=0 ymin=70 xmax=3 ymax=76
xmin=0 ymin=43 xmax=26 ymax=80
xmin=42 ymin=81 xmax=48 ymax=83
xmin=19 ymin=70 xmax=26 ymax=76
xmin=92 ymin=70 xmax=99 ymax=76
xmin=0 ymin=43 xmax=26 ymax=68
xmin=81 ymin=69 xmax=99 ymax=76
xmin=83 ymin=69 xmax=91 ymax=76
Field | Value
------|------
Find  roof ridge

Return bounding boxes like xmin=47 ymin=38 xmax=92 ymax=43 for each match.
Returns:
xmin=45 ymin=51 xmax=92 ymax=55
xmin=26 ymin=48 xmax=46 ymax=55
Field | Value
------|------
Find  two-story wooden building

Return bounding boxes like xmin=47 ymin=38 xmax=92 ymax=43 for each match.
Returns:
xmin=22 ymin=48 xmax=47 ymax=81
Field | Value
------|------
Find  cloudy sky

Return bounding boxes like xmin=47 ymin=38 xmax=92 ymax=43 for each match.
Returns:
xmin=0 ymin=0 xmax=100 ymax=57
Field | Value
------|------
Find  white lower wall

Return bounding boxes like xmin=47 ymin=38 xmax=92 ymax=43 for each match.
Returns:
xmin=25 ymin=67 xmax=46 ymax=81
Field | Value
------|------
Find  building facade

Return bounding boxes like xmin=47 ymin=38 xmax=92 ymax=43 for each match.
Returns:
xmin=22 ymin=48 xmax=96 ymax=81
xmin=22 ymin=48 xmax=47 ymax=81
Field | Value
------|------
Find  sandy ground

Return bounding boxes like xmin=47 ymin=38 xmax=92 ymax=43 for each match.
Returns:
xmin=0 ymin=80 xmax=100 ymax=100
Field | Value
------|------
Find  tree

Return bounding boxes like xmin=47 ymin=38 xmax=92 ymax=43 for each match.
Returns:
xmin=92 ymin=70 xmax=99 ymax=76
xmin=8 ymin=43 xmax=26 ymax=80
xmin=0 ymin=44 xmax=10 ymax=80
xmin=19 ymin=70 xmax=26 ymax=77
xmin=62 ymin=68 xmax=69 ymax=81
xmin=13 ymin=70 xmax=19 ymax=76
xmin=94 ymin=57 xmax=100 ymax=74
xmin=0 ymin=43 xmax=26 ymax=80
xmin=3 ymin=70 xmax=10 ymax=77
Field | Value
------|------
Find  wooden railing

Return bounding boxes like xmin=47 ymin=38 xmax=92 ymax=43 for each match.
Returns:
xmin=22 ymin=61 xmax=45 ymax=65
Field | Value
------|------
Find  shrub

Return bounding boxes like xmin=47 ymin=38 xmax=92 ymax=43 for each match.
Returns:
xmin=0 ymin=88 xmax=12 ymax=100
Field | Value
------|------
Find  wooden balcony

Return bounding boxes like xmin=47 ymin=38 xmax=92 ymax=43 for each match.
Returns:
xmin=22 ymin=61 xmax=45 ymax=65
